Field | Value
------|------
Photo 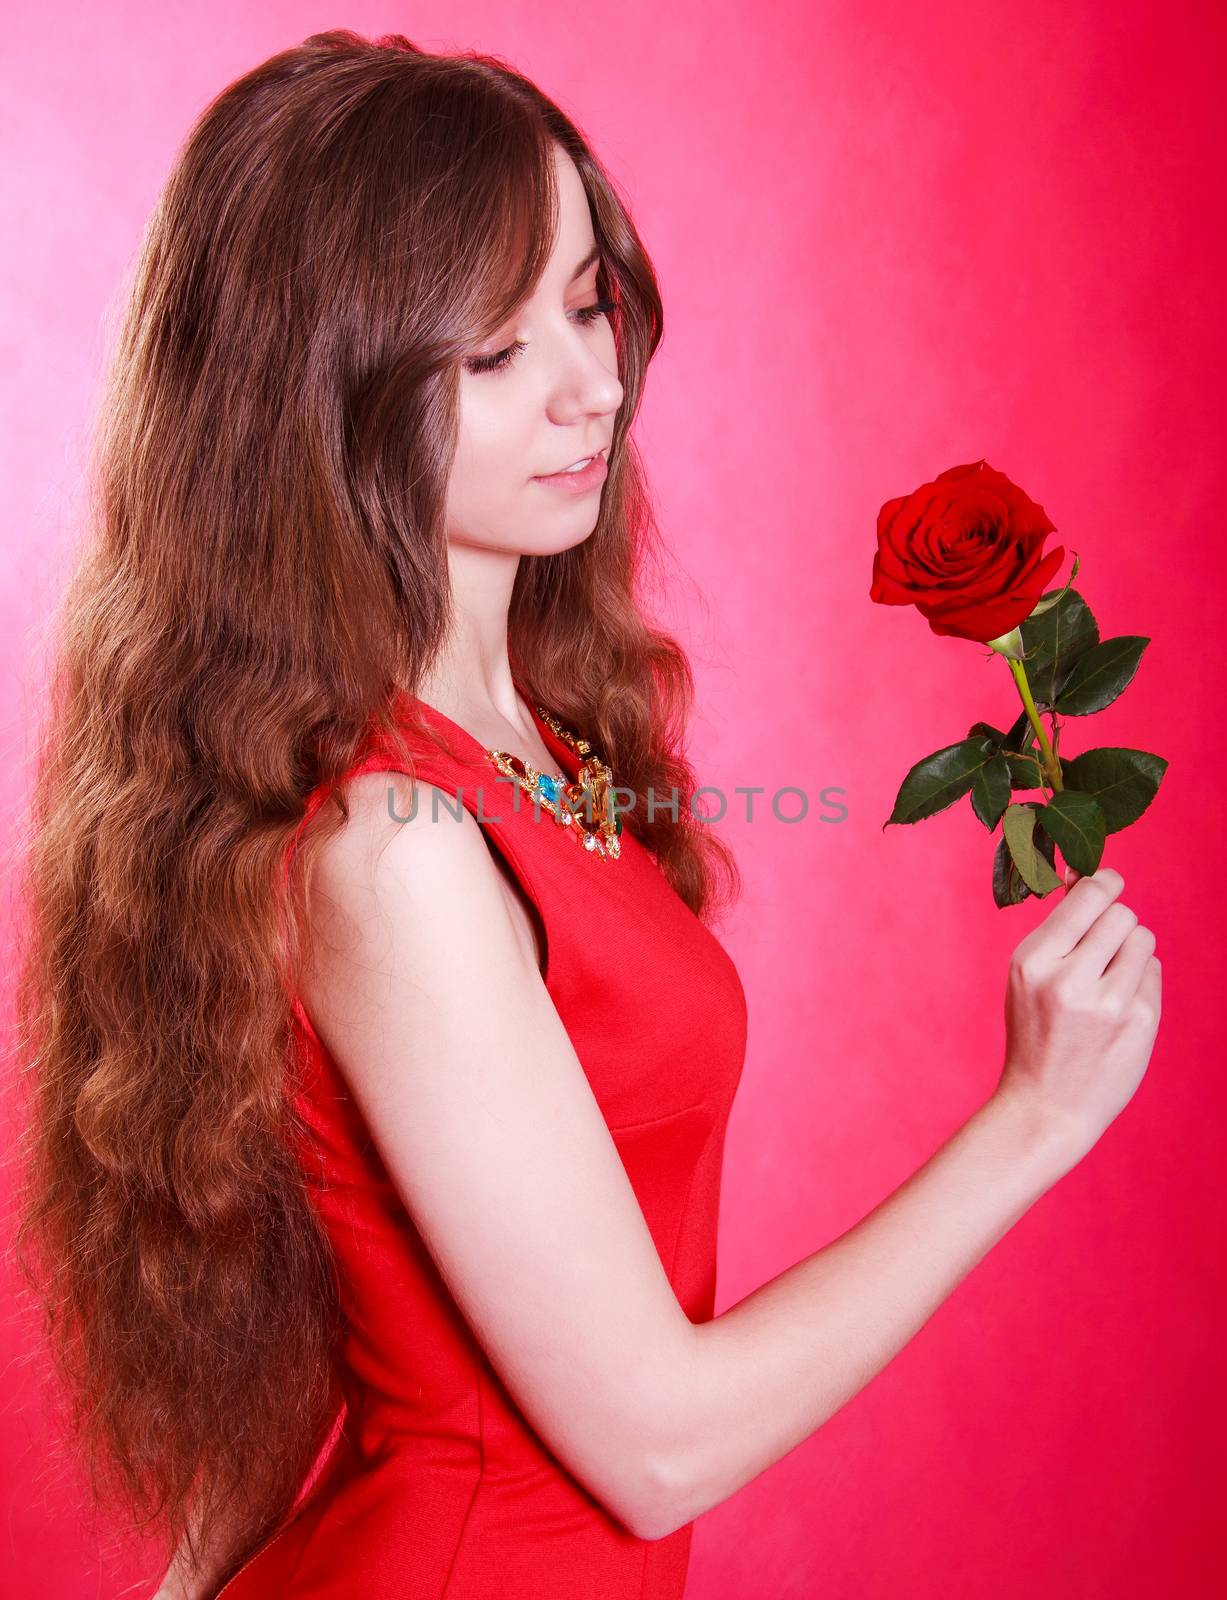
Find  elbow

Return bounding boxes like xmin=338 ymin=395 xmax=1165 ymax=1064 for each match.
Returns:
xmin=624 ymin=1448 xmax=695 ymax=1544
xmin=623 ymin=1323 xmax=706 ymax=1541
xmin=591 ymin=1324 xmax=704 ymax=1542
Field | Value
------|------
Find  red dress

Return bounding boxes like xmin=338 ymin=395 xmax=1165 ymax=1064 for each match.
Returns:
xmin=217 ymin=688 xmax=748 ymax=1598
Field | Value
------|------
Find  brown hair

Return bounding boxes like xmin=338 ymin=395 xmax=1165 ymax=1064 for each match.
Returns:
xmin=7 ymin=27 xmax=740 ymax=1588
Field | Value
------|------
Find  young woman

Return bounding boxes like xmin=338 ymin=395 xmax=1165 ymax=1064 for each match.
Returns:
xmin=11 ymin=30 xmax=1162 ymax=1600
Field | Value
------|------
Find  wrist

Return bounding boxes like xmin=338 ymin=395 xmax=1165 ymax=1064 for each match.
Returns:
xmin=981 ymin=1084 xmax=1090 ymax=1183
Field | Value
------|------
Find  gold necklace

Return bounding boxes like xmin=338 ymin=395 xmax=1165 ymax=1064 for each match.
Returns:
xmin=484 ymin=706 xmax=623 ymax=861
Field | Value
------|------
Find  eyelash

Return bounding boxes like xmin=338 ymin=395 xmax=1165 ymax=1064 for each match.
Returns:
xmin=463 ymin=299 xmax=618 ymax=376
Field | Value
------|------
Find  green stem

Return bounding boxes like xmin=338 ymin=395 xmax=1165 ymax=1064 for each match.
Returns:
xmin=1006 ymin=658 xmax=1063 ymax=792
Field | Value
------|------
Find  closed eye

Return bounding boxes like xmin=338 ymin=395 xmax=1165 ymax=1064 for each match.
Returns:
xmin=463 ymin=300 xmax=618 ymax=377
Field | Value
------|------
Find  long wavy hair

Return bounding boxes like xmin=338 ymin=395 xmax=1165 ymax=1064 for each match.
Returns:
xmin=7 ymin=27 xmax=741 ymax=1591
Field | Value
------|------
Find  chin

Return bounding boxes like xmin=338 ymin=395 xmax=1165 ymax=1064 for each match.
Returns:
xmin=511 ymin=515 xmax=601 ymax=558
xmin=448 ymin=511 xmax=601 ymax=560
xmin=537 ymin=521 xmax=600 ymax=556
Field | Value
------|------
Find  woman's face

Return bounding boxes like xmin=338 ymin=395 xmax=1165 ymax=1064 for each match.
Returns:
xmin=447 ymin=145 xmax=623 ymax=558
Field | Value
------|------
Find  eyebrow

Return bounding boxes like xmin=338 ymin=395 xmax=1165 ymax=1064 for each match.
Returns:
xmin=569 ymin=245 xmax=601 ymax=283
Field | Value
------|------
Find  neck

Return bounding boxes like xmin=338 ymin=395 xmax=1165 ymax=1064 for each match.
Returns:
xmin=416 ymin=540 xmax=527 ymax=729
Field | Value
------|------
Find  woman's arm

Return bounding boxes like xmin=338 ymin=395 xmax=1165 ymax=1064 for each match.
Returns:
xmin=649 ymin=868 xmax=1158 ymax=1538
xmin=151 ymin=1475 xmax=275 ymax=1600
xmin=302 ymin=785 xmax=1157 ymax=1546
xmin=151 ymin=1511 xmax=239 ymax=1600
xmin=653 ymin=1087 xmax=1077 ymax=1535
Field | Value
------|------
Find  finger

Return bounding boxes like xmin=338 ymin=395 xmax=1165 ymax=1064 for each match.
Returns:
xmin=1038 ymin=868 xmax=1125 ymax=959
xmin=1117 ymin=953 xmax=1163 ymax=1029
xmin=1138 ymin=954 xmax=1162 ymax=1020
xmin=1066 ymin=899 xmax=1140 ymax=980
xmin=1100 ymin=923 xmax=1157 ymax=1005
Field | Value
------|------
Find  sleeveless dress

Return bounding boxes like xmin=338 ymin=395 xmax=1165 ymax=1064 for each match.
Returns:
xmin=216 ymin=686 xmax=748 ymax=1599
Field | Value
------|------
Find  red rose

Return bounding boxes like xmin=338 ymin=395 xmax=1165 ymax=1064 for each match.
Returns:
xmin=869 ymin=459 xmax=1066 ymax=644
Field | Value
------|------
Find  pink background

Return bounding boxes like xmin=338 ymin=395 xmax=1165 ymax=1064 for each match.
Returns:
xmin=2 ymin=2 xmax=1222 ymax=1595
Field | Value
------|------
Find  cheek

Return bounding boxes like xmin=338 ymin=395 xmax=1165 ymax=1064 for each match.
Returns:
xmin=458 ymin=388 xmax=533 ymax=482
xmin=447 ymin=393 xmax=538 ymax=528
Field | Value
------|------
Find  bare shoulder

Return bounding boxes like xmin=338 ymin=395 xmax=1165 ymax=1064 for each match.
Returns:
xmin=303 ymin=768 xmax=539 ymax=978
xmin=314 ymin=766 xmax=476 ymax=871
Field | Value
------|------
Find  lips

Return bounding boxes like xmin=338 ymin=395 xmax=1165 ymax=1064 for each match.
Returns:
xmin=531 ymin=450 xmax=609 ymax=493
xmin=538 ymin=446 xmax=607 ymax=477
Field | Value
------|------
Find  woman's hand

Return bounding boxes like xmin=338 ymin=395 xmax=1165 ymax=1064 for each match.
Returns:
xmin=993 ymin=865 xmax=1162 ymax=1158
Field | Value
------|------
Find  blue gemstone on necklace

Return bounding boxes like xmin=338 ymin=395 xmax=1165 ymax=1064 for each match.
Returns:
xmin=537 ymin=773 xmax=561 ymax=805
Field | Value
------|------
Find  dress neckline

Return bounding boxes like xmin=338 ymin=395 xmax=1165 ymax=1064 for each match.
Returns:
xmin=406 ymin=683 xmax=579 ymax=784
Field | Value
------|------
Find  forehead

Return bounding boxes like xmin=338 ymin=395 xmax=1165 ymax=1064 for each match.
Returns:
xmin=467 ymin=144 xmax=598 ymax=336
xmin=540 ymin=146 xmax=596 ymax=276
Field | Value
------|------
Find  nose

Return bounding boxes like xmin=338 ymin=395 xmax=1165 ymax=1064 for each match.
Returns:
xmin=545 ymin=331 xmax=622 ymax=428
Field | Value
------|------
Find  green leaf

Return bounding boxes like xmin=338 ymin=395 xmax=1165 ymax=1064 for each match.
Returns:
xmin=1003 ymin=709 xmax=1035 ymax=752
xmin=1057 ymin=747 xmax=1169 ymax=833
xmin=1034 ymin=819 xmax=1058 ymax=877
xmin=968 ymin=720 xmax=1008 ymax=746
xmin=1005 ymin=748 xmax=1046 ymax=790
xmin=992 ymin=819 xmax=1056 ymax=906
xmin=1002 ymin=802 xmax=1064 ymax=894
xmin=1019 ymin=588 xmax=1099 ymax=707
xmin=971 ymin=752 xmax=1012 ymax=829
xmin=1052 ymin=636 xmax=1149 ymax=716
xmin=1036 ymin=791 xmax=1107 ymax=875
xmin=993 ymin=832 xmax=1033 ymax=906
xmin=884 ymin=737 xmax=997 ymax=826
